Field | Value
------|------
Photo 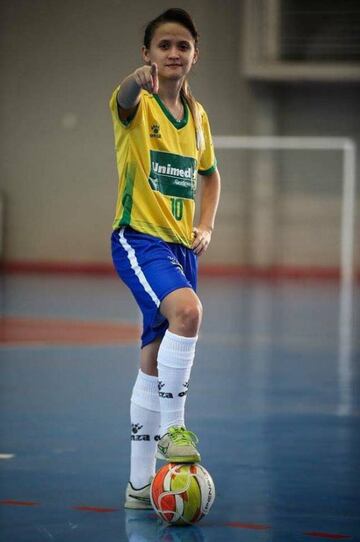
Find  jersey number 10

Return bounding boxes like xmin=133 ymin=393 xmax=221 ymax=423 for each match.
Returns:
xmin=170 ymin=198 xmax=183 ymax=221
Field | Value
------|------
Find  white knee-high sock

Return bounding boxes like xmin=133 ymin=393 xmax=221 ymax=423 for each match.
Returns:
xmin=157 ymin=330 xmax=198 ymax=435
xmin=130 ymin=370 xmax=160 ymax=489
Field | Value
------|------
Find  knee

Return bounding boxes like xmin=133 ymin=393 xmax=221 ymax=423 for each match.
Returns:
xmin=173 ymin=299 xmax=203 ymax=336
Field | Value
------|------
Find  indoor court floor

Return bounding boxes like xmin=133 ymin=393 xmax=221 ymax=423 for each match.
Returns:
xmin=0 ymin=273 xmax=359 ymax=542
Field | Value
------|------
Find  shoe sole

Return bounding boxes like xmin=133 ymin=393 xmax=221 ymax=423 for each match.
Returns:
xmin=124 ymin=498 xmax=153 ymax=510
xmin=156 ymin=450 xmax=201 ymax=463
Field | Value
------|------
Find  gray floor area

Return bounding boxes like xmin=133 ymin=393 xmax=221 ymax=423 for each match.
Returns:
xmin=0 ymin=273 xmax=359 ymax=541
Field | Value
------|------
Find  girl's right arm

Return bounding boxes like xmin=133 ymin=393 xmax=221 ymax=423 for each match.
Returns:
xmin=117 ymin=63 xmax=158 ymax=122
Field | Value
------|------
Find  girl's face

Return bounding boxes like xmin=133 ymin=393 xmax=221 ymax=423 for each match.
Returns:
xmin=143 ymin=22 xmax=198 ymax=82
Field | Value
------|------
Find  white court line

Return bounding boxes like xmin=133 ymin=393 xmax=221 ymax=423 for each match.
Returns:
xmin=0 ymin=454 xmax=15 ymax=459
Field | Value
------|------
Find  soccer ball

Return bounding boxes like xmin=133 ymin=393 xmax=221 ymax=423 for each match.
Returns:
xmin=150 ymin=463 xmax=215 ymax=525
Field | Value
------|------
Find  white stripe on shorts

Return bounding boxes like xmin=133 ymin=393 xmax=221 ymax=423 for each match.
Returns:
xmin=118 ymin=228 xmax=160 ymax=308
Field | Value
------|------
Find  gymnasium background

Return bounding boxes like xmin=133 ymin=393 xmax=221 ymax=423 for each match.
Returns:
xmin=0 ymin=0 xmax=359 ymax=276
xmin=1 ymin=2 xmax=360 ymax=540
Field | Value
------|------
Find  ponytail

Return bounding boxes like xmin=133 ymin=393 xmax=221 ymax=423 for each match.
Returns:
xmin=181 ymin=79 xmax=204 ymax=151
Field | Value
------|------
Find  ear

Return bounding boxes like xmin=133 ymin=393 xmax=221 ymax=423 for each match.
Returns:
xmin=142 ymin=46 xmax=151 ymax=65
xmin=193 ymin=49 xmax=199 ymax=65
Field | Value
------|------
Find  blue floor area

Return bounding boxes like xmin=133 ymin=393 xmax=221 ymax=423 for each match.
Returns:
xmin=0 ymin=274 xmax=359 ymax=541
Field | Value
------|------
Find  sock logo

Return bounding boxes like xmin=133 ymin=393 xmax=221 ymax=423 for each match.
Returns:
xmin=131 ymin=423 xmax=143 ymax=434
xmin=178 ymin=381 xmax=189 ymax=397
xmin=158 ymin=380 xmax=173 ymax=398
xmin=131 ymin=434 xmax=150 ymax=441
xmin=131 ymin=423 xmax=150 ymax=441
xmin=159 ymin=391 xmax=174 ymax=398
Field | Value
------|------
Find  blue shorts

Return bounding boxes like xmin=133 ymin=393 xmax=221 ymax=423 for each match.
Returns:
xmin=111 ymin=227 xmax=198 ymax=348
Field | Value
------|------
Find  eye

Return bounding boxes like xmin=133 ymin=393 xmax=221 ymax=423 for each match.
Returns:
xmin=158 ymin=41 xmax=169 ymax=49
xmin=179 ymin=43 xmax=191 ymax=51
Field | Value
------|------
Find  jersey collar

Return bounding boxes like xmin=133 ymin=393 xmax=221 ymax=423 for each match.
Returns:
xmin=153 ymin=94 xmax=189 ymax=129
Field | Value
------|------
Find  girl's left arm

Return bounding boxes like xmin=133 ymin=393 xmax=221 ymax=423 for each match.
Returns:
xmin=192 ymin=169 xmax=221 ymax=256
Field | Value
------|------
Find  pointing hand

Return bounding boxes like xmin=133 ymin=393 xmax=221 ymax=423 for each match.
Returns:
xmin=133 ymin=63 xmax=159 ymax=94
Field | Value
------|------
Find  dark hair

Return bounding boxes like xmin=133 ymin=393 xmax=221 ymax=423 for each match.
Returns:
xmin=143 ymin=8 xmax=199 ymax=49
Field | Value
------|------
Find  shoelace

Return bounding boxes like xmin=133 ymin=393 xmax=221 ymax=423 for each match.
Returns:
xmin=168 ymin=426 xmax=199 ymax=446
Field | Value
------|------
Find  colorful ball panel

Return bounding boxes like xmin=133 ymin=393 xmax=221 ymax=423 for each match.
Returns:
xmin=150 ymin=463 xmax=215 ymax=525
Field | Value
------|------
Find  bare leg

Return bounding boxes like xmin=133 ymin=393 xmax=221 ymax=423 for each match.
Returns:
xmin=140 ymin=336 xmax=162 ymax=376
xmin=160 ymin=287 xmax=202 ymax=337
xmin=140 ymin=286 xmax=202 ymax=376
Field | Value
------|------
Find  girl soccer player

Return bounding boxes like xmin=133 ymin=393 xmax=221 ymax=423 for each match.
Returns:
xmin=110 ymin=8 xmax=221 ymax=509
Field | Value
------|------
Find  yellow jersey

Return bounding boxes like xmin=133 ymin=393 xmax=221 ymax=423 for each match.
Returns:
xmin=109 ymin=86 xmax=216 ymax=247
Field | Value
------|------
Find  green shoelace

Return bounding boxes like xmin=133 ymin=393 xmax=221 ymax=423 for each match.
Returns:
xmin=168 ymin=426 xmax=199 ymax=446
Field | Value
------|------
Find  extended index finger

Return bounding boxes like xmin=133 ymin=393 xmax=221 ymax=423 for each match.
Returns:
xmin=151 ymin=63 xmax=159 ymax=93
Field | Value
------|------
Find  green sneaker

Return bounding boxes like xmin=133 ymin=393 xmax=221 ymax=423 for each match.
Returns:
xmin=124 ymin=480 xmax=152 ymax=509
xmin=156 ymin=426 xmax=201 ymax=463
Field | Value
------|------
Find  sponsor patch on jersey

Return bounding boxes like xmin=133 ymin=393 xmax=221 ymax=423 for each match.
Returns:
xmin=148 ymin=150 xmax=197 ymax=199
